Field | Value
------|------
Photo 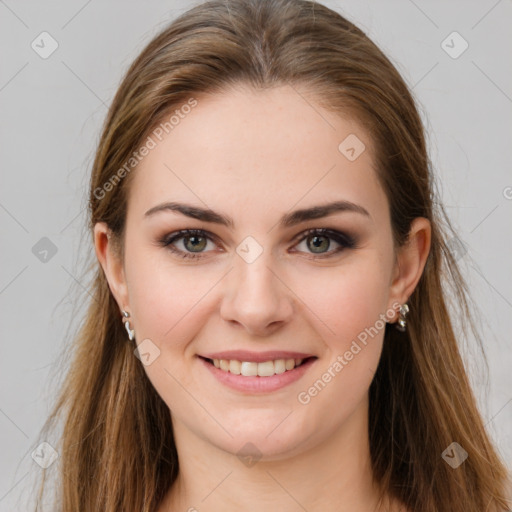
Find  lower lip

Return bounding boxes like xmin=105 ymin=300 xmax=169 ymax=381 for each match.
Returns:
xmin=199 ymin=357 xmax=316 ymax=393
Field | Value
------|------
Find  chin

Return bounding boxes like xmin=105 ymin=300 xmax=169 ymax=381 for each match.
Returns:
xmin=207 ymin=411 xmax=318 ymax=461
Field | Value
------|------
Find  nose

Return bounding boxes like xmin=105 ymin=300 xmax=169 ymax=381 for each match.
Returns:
xmin=220 ymin=253 xmax=294 ymax=337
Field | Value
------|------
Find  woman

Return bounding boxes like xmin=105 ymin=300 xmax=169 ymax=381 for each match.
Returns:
xmin=33 ymin=0 xmax=511 ymax=510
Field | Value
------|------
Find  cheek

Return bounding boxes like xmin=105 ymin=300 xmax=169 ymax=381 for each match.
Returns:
xmin=124 ymin=249 xmax=213 ymax=413
xmin=125 ymin=244 xmax=213 ymax=340
xmin=301 ymin=278 xmax=385 ymax=403
xmin=293 ymin=264 xmax=389 ymax=432
xmin=289 ymin=256 xmax=391 ymax=348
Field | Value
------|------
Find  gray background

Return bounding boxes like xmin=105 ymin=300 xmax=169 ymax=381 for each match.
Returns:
xmin=1 ymin=0 xmax=511 ymax=509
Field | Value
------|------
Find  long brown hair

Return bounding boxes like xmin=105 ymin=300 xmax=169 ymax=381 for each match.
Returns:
xmin=33 ymin=1 xmax=511 ymax=510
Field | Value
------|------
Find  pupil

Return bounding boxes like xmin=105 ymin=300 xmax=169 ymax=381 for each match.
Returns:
xmin=310 ymin=235 xmax=329 ymax=253
xmin=186 ymin=235 xmax=206 ymax=252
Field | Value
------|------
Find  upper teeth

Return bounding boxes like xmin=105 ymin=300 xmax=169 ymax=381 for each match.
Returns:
xmin=212 ymin=358 xmax=304 ymax=376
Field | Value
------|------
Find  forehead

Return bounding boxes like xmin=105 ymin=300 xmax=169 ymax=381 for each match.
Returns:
xmin=127 ymin=84 xmax=388 ymax=227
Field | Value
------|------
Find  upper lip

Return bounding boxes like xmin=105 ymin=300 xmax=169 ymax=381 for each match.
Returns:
xmin=199 ymin=350 xmax=316 ymax=363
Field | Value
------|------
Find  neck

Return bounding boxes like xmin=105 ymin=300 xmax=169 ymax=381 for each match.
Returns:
xmin=161 ymin=394 xmax=392 ymax=512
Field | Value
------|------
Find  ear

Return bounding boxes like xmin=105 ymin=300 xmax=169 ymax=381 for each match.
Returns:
xmin=387 ymin=217 xmax=431 ymax=321
xmin=94 ymin=222 xmax=129 ymax=313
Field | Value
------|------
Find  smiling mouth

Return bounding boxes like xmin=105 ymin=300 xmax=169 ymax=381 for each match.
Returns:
xmin=199 ymin=356 xmax=317 ymax=377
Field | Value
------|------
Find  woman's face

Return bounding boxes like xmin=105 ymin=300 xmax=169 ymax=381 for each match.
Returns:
xmin=97 ymin=84 xmax=411 ymax=460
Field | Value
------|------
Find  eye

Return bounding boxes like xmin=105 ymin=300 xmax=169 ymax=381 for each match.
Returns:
xmin=159 ymin=229 xmax=218 ymax=260
xmin=291 ymin=228 xmax=356 ymax=258
xmin=158 ymin=228 xmax=357 ymax=260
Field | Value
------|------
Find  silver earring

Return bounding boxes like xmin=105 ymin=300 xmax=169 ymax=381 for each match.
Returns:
xmin=122 ymin=310 xmax=135 ymax=341
xmin=395 ymin=303 xmax=410 ymax=332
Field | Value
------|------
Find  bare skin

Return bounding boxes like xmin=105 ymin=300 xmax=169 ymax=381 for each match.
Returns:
xmin=95 ymin=84 xmax=430 ymax=511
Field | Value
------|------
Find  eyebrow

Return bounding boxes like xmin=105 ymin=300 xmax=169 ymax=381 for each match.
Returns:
xmin=144 ymin=200 xmax=371 ymax=228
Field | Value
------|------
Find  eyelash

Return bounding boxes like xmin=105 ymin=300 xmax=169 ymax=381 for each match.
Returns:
xmin=158 ymin=228 xmax=357 ymax=260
